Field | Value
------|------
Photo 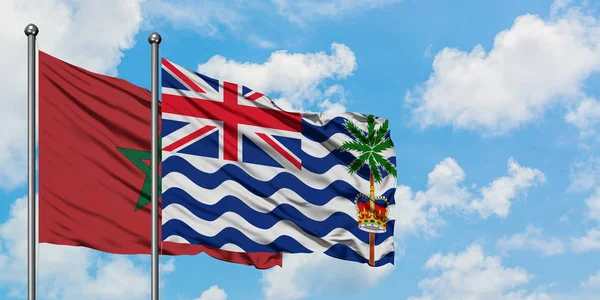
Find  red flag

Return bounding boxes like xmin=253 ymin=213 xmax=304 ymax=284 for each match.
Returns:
xmin=38 ymin=51 xmax=282 ymax=269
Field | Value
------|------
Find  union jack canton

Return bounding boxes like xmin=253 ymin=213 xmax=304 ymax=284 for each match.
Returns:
xmin=161 ymin=58 xmax=302 ymax=169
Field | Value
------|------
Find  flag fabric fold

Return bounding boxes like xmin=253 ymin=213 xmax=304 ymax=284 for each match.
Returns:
xmin=38 ymin=51 xmax=282 ymax=269
xmin=160 ymin=58 xmax=397 ymax=266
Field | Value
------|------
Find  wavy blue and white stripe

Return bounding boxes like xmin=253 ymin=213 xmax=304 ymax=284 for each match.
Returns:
xmin=162 ymin=112 xmax=397 ymax=266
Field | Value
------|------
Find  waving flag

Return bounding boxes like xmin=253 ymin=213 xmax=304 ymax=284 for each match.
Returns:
xmin=38 ymin=51 xmax=281 ymax=269
xmin=161 ymin=58 xmax=397 ymax=266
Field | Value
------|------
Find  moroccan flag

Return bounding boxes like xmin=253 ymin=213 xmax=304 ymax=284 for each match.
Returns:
xmin=38 ymin=51 xmax=282 ymax=269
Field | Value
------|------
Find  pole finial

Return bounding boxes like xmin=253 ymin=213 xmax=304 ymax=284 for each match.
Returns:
xmin=148 ymin=32 xmax=162 ymax=44
xmin=24 ymin=24 xmax=39 ymax=36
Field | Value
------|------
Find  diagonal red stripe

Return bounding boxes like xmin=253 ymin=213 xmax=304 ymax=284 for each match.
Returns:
xmin=162 ymin=58 xmax=206 ymax=93
xmin=163 ymin=125 xmax=217 ymax=152
xmin=256 ymin=133 xmax=302 ymax=170
xmin=245 ymin=92 xmax=264 ymax=101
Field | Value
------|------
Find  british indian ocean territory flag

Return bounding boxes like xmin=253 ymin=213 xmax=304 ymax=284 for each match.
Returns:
xmin=160 ymin=58 xmax=397 ymax=267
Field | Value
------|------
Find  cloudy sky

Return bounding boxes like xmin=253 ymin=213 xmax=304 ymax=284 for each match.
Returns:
xmin=2 ymin=0 xmax=600 ymax=299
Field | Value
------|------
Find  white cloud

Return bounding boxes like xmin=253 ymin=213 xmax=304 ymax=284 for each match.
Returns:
xmin=406 ymin=4 xmax=600 ymax=135
xmin=565 ymin=97 xmax=600 ymax=136
xmin=317 ymin=85 xmax=348 ymax=116
xmin=0 ymin=0 xmax=145 ymax=189
xmin=394 ymin=157 xmax=469 ymax=237
xmin=143 ymin=0 xmax=243 ymax=37
xmin=409 ymin=244 xmax=541 ymax=300
xmin=395 ymin=157 xmax=545 ymax=237
xmin=424 ymin=44 xmax=434 ymax=58
xmin=318 ymin=99 xmax=347 ymax=116
xmin=159 ymin=258 xmax=175 ymax=273
xmin=584 ymin=188 xmax=600 ymax=221
xmin=268 ymin=85 xmax=349 ymax=116
xmin=70 ymin=257 xmax=148 ymax=299
xmin=551 ymin=0 xmax=575 ymax=17
xmin=394 ymin=184 xmax=446 ymax=237
xmin=537 ymin=271 xmax=600 ymax=299
xmin=496 ymin=226 xmax=566 ymax=257
xmin=504 ymin=290 xmax=553 ymax=300
xmin=569 ymin=156 xmax=600 ymax=192
xmin=559 ymin=208 xmax=578 ymax=224
xmin=469 ymin=158 xmax=546 ymax=219
xmin=570 ymin=187 xmax=600 ymax=253
xmin=581 ymin=270 xmax=600 ymax=289
xmin=423 ymin=157 xmax=471 ymax=209
xmin=248 ymin=35 xmax=277 ymax=49
xmin=272 ymin=0 xmax=402 ymax=25
xmin=143 ymin=0 xmax=281 ymax=49
xmin=146 ymin=0 xmax=403 ymax=33
xmin=260 ymin=253 xmax=394 ymax=300
xmin=571 ymin=228 xmax=600 ymax=252
xmin=0 ymin=195 xmax=169 ymax=299
xmin=194 ymin=285 xmax=228 ymax=300
xmin=197 ymin=43 xmax=357 ymax=110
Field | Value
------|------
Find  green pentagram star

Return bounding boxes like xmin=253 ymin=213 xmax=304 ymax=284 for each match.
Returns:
xmin=118 ymin=147 xmax=161 ymax=211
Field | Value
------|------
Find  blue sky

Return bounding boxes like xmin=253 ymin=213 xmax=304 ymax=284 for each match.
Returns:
xmin=2 ymin=0 xmax=600 ymax=299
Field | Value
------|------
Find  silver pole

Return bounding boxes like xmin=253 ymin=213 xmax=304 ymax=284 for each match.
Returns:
xmin=148 ymin=32 xmax=162 ymax=300
xmin=24 ymin=23 xmax=38 ymax=300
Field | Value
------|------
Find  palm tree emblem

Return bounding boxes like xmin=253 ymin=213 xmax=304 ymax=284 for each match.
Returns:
xmin=340 ymin=114 xmax=396 ymax=266
xmin=341 ymin=114 xmax=396 ymax=184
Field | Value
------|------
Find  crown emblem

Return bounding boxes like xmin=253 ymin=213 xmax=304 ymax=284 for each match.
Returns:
xmin=354 ymin=193 xmax=389 ymax=233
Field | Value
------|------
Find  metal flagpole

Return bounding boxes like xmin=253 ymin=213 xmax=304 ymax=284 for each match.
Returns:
xmin=148 ymin=32 xmax=162 ymax=300
xmin=24 ymin=23 xmax=39 ymax=300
